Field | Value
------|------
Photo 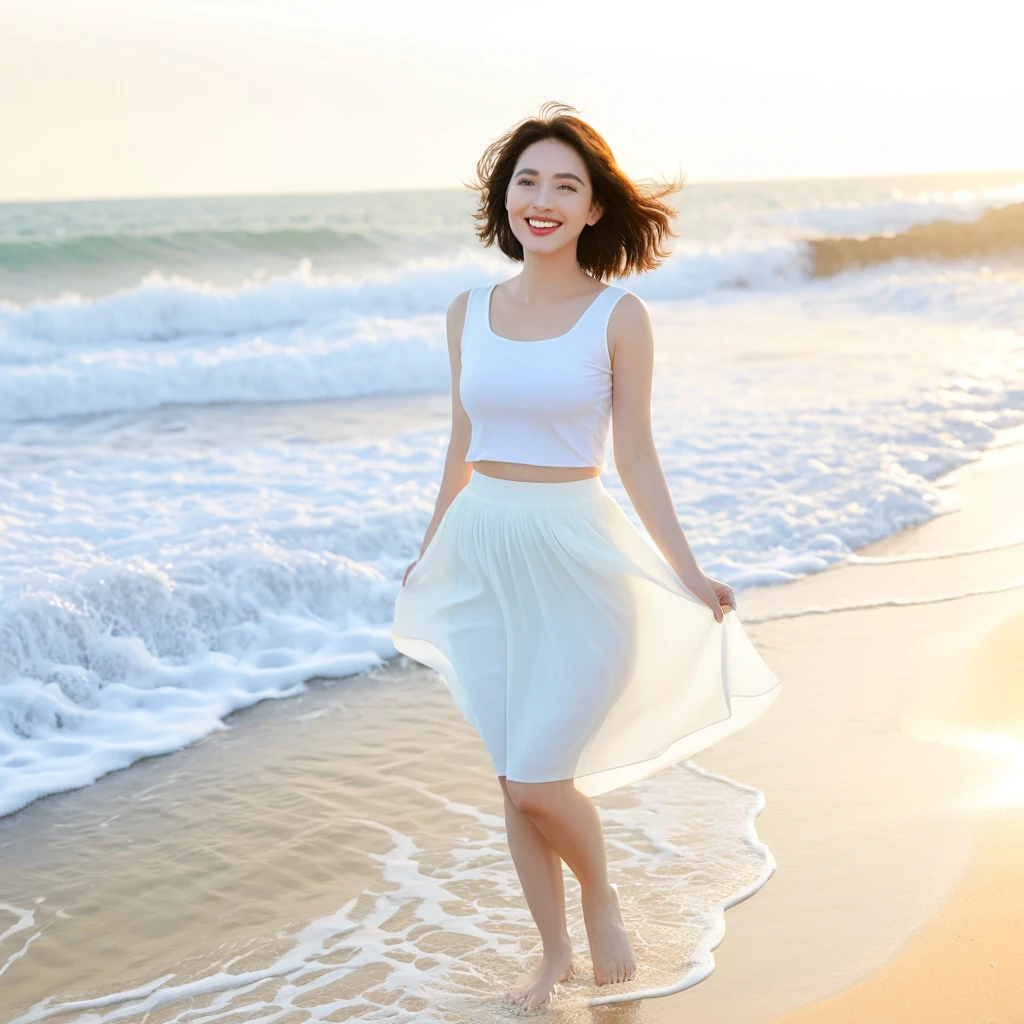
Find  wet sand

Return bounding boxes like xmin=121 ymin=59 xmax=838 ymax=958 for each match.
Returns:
xmin=643 ymin=430 xmax=1024 ymax=1022
xmin=774 ymin=607 xmax=1024 ymax=1023
xmin=3 ymin=433 xmax=1024 ymax=1022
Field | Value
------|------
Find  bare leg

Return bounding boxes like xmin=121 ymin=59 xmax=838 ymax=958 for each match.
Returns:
xmin=498 ymin=776 xmax=575 ymax=1010
xmin=505 ymin=779 xmax=637 ymax=986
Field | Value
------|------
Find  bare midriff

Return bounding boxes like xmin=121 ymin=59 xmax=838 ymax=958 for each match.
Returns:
xmin=470 ymin=460 xmax=601 ymax=482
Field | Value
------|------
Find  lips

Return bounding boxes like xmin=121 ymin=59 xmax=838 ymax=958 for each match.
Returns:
xmin=526 ymin=217 xmax=561 ymax=236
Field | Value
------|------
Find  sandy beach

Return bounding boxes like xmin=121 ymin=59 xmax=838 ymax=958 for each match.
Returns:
xmin=2 ymin=9 xmax=1023 ymax=1019
xmin=644 ymin=427 xmax=1024 ymax=1022
xmin=3 ymin=430 xmax=1024 ymax=1023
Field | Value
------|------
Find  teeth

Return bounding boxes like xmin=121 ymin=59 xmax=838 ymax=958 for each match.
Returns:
xmin=528 ymin=218 xmax=560 ymax=228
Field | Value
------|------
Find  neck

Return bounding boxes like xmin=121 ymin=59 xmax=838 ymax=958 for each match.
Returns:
xmin=513 ymin=250 xmax=597 ymax=302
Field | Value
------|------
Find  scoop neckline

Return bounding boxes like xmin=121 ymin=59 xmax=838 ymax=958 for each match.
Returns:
xmin=485 ymin=281 xmax=613 ymax=344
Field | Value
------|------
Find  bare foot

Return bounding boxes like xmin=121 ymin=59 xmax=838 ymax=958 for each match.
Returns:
xmin=505 ymin=940 xmax=575 ymax=1011
xmin=582 ymin=883 xmax=637 ymax=986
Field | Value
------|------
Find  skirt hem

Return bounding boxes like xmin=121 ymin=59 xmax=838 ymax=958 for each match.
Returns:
xmin=391 ymin=627 xmax=782 ymax=797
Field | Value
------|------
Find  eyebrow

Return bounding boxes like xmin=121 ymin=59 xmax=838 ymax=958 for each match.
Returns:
xmin=513 ymin=167 xmax=586 ymax=185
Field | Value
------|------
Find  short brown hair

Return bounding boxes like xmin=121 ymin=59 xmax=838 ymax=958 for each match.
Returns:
xmin=465 ymin=101 xmax=685 ymax=281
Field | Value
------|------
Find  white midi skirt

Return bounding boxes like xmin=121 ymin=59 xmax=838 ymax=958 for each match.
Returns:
xmin=391 ymin=471 xmax=781 ymax=797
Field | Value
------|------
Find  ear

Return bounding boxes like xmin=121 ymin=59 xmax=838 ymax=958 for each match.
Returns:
xmin=587 ymin=200 xmax=604 ymax=227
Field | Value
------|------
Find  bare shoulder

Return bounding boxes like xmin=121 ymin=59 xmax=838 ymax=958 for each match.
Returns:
xmin=447 ymin=288 xmax=472 ymax=320
xmin=446 ymin=288 xmax=473 ymax=352
xmin=607 ymin=290 xmax=653 ymax=359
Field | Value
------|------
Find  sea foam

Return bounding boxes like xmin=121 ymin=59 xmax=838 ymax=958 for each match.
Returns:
xmin=2 ymin=288 xmax=1022 ymax=817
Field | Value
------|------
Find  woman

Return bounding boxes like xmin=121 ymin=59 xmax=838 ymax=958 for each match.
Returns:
xmin=391 ymin=101 xmax=780 ymax=1011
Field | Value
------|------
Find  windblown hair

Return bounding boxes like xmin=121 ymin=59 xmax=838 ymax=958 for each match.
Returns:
xmin=465 ymin=101 xmax=685 ymax=281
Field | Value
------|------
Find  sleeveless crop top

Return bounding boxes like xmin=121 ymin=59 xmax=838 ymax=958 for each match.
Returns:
xmin=460 ymin=281 xmax=631 ymax=470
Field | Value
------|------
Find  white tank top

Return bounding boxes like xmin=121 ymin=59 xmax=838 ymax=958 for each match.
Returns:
xmin=460 ymin=280 xmax=631 ymax=470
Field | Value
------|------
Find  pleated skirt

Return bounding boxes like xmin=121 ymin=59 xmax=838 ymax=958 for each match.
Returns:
xmin=390 ymin=470 xmax=781 ymax=797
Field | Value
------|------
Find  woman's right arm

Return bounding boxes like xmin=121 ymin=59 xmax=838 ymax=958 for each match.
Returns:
xmin=404 ymin=290 xmax=474 ymax=581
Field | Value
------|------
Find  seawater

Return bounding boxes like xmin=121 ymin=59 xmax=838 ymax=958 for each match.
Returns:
xmin=2 ymin=171 xmax=1024 ymax=814
xmin=1 ymin=170 xmax=1023 ymax=1018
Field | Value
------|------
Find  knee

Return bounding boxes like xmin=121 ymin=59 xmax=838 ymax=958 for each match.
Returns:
xmin=504 ymin=779 xmax=563 ymax=818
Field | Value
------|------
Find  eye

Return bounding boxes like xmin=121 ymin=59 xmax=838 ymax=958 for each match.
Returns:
xmin=559 ymin=184 xmax=577 ymax=191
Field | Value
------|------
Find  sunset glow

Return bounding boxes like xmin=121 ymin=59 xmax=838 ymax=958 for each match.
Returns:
xmin=3 ymin=0 xmax=1023 ymax=200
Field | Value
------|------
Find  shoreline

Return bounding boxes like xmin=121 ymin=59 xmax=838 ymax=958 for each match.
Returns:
xmin=2 ymin=432 xmax=1023 ymax=1021
xmin=642 ymin=429 xmax=1024 ymax=1021
xmin=4 ymin=291 xmax=1020 ymax=822
xmin=774 ymin=602 xmax=1024 ymax=1022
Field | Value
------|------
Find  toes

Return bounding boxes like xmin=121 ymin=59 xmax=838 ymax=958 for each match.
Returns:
xmin=520 ymin=990 xmax=546 ymax=1012
xmin=507 ymin=984 xmax=552 ymax=1012
xmin=594 ymin=960 xmax=636 ymax=986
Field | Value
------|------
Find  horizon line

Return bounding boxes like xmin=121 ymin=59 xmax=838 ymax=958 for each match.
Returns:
xmin=2 ymin=166 xmax=1023 ymax=207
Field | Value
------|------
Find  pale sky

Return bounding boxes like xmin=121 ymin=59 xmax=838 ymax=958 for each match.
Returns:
xmin=3 ymin=0 xmax=1023 ymax=202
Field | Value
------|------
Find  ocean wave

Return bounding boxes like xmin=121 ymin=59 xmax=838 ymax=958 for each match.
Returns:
xmin=2 ymin=237 xmax=1023 ymax=423
xmin=0 ymin=320 xmax=452 ymax=422
xmin=0 ymin=255 xmax=497 ymax=352
xmin=828 ymin=263 xmax=1024 ymax=333
xmin=0 ymin=225 xmax=385 ymax=273
xmin=4 ymin=201 xmax=1022 ymax=361
xmin=637 ymin=239 xmax=811 ymax=297
xmin=810 ymin=202 xmax=1024 ymax=277
xmin=0 ymin=241 xmax=810 ymax=352
xmin=0 ymin=242 xmax=812 ymax=422
xmin=768 ymin=183 xmax=1024 ymax=237
xmin=2 ymin=292 xmax=1024 ymax=817
xmin=5 ymin=181 xmax=1021 ymax=281
xmin=0 ymin=547 xmax=404 ymax=818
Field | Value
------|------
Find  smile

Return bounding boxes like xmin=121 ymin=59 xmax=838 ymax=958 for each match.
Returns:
xmin=526 ymin=217 xmax=561 ymax=234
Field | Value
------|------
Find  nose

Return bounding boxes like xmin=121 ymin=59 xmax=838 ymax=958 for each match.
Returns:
xmin=532 ymin=182 xmax=559 ymax=208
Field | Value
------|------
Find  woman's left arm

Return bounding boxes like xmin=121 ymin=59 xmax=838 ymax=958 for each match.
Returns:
xmin=608 ymin=293 xmax=734 ymax=623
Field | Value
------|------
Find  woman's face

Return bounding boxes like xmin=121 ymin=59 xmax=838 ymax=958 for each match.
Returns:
xmin=505 ymin=138 xmax=603 ymax=256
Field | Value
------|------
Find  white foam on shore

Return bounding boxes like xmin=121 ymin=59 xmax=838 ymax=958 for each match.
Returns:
xmin=1 ymin=294 xmax=1022 ymax=818
xmin=846 ymin=535 xmax=1024 ymax=564
xmin=2 ymin=176 xmax=1023 ymax=1016
xmin=742 ymin=576 xmax=1024 ymax=623
xmin=4 ymin=762 xmax=772 ymax=1022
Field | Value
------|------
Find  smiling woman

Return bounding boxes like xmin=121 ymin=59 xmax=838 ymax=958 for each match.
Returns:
xmin=467 ymin=108 xmax=684 ymax=282
xmin=515 ymin=169 xmax=582 ymax=233
xmin=391 ymin=101 xmax=781 ymax=1012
